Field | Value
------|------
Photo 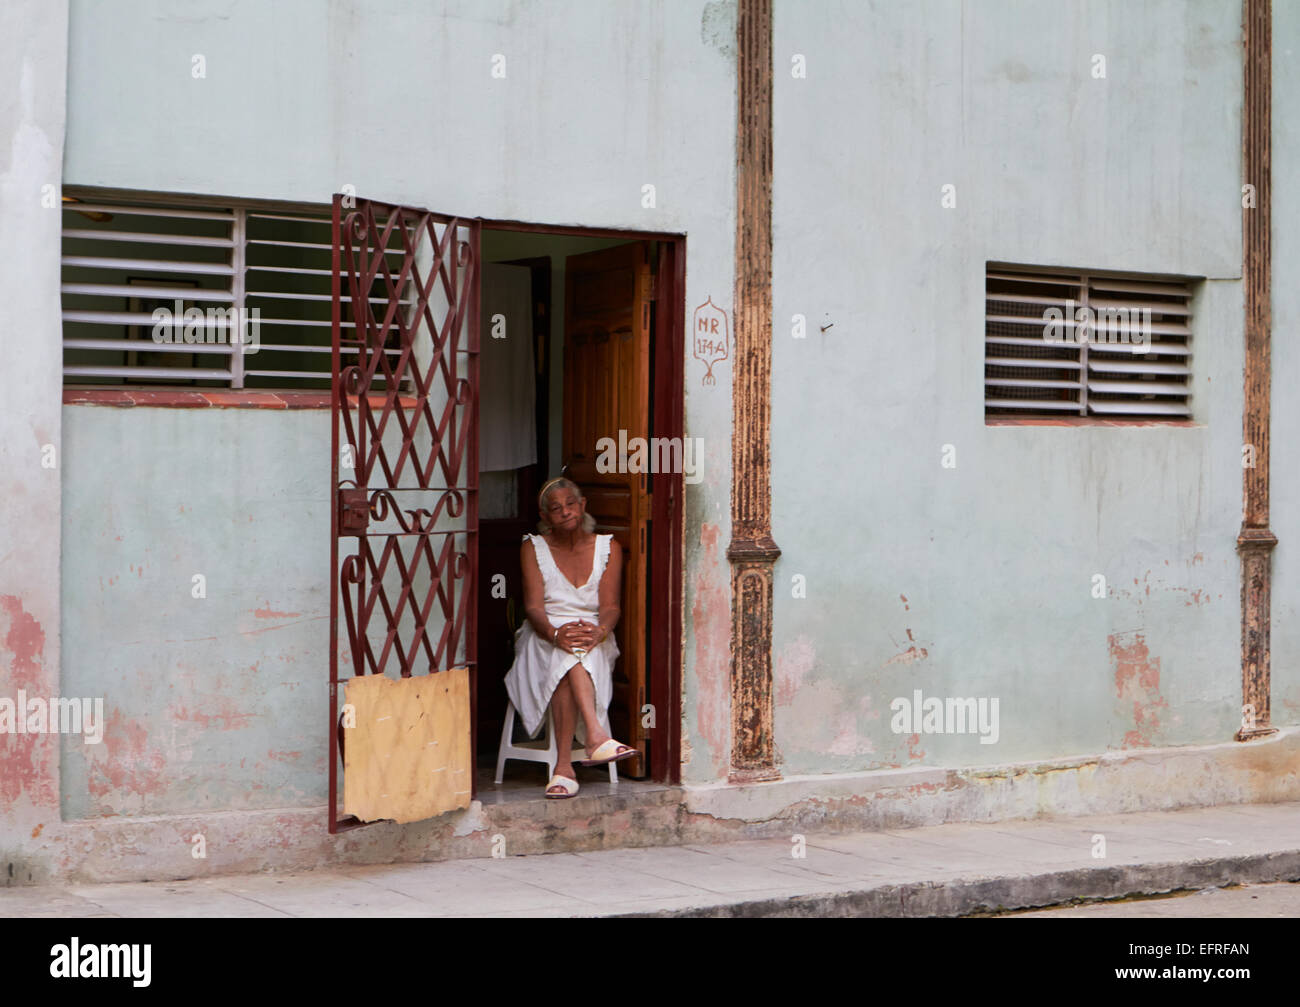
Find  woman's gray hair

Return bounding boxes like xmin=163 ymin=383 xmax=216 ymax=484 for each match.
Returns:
xmin=537 ymin=476 xmax=596 ymax=534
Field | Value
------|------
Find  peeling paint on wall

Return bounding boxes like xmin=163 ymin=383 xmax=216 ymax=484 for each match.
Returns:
xmin=1109 ymin=561 xmax=1221 ymax=608
xmin=0 ymin=595 xmax=56 ymax=811
xmin=700 ymin=0 xmax=736 ymax=60
xmin=253 ymin=603 xmax=303 ymax=619
xmin=884 ymin=627 xmax=930 ymax=666
xmin=1110 ymin=630 xmax=1168 ymax=748
xmin=83 ymin=710 xmax=169 ymax=814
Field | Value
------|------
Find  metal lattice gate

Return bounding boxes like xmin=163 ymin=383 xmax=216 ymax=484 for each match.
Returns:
xmin=328 ymin=195 xmax=479 ymax=832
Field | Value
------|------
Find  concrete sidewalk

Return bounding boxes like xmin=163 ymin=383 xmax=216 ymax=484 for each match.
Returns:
xmin=3 ymin=802 xmax=1299 ymax=918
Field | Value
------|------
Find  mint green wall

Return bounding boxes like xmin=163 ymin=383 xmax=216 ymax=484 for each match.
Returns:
xmin=768 ymin=0 xmax=1251 ymax=773
xmin=59 ymin=406 xmax=330 ymax=816
xmin=0 ymin=0 xmax=69 ymax=860
xmin=59 ymin=0 xmax=736 ymax=804
xmin=1265 ymin=1 xmax=1300 ymax=729
xmin=48 ymin=0 xmax=1299 ymax=809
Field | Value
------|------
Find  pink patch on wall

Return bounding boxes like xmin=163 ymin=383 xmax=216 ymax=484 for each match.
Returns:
xmin=827 ymin=713 xmax=874 ymax=756
xmin=774 ymin=636 xmax=815 ymax=706
xmin=0 ymin=596 xmax=57 ymax=811
xmin=169 ymin=697 xmax=256 ymax=731
xmin=1 ymin=595 xmax=46 ymax=691
xmin=85 ymin=710 xmax=169 ymax=811
xmin=254 ymin=603 xmax=303 ymax=619
xmin=1110 ymin=631 xmax=1168 ymax=748
xmin=691 ymin=523 xmax=730 ymax=778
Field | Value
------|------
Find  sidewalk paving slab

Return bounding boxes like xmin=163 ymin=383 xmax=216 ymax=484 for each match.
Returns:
xmin=3 ymin=801 xmax=1299 ymax=918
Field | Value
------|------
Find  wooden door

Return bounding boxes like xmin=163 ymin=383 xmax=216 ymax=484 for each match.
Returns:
xmin=562 ymin=242 xmax=652 ymax=776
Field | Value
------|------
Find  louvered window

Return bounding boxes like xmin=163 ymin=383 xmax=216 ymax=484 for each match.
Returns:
xmin=985 ymin=264 xmax=1195 ymax=419
xmin=61 ymin=194 xmax=412 ymax=389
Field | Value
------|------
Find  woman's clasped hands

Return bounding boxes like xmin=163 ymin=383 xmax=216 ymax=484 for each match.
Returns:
xmin=554 ymin=620 xmax=603 ymax=655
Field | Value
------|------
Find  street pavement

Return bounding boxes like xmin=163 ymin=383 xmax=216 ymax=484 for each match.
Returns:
xmin=2 ymin=801 xmax=1297 ymax=918
xmin=1008 ymin=881 xmax=1300 ymax=917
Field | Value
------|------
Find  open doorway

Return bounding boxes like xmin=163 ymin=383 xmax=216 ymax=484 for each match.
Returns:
xmin=473 ymin=224 xmax=684 ymax=791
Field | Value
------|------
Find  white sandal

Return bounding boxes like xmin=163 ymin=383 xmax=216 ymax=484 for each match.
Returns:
xmin=545 ymin=773 xmax=580 ymax=799
xmin=580 ymin=738 xmax=637 ymax=767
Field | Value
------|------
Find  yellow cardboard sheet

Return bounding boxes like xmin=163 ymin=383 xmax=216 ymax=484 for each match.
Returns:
xmin=342 ymin=668 xmax=472 ymax=824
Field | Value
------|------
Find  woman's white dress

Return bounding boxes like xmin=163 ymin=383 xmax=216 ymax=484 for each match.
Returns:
xmin=504 ymin=533 xmax=620 ymax=739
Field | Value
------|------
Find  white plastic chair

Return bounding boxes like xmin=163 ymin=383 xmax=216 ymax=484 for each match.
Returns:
xmin=495 ymin=700 xmax=618 ymax=785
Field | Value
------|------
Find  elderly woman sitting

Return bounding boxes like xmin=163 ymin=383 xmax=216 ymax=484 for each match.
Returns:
xmin=504 ymin=477 xmax=637 ymax=797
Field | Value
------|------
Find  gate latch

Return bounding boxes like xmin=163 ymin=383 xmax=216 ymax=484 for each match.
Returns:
xmin=339 ymin=488 xmax=371 ymax=535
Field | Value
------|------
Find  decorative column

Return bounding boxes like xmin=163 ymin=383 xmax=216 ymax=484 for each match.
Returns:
xmin=727 ymin=0 xmax=781 ymax=783
xmin=1237 ymin=0 xmax=1278 ymax=741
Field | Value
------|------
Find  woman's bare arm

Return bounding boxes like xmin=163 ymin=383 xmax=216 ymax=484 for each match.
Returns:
xmin=520 ymin=541 xmax=556 ymax=643
xmin=592 ymin=538 xmax=623 ymax=643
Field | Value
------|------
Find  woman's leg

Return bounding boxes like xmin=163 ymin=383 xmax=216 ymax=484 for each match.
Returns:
xmin=565 ymin=662 xmax=611 ymax=755
xmin=549 ymin=674 xmax=577 ymax=789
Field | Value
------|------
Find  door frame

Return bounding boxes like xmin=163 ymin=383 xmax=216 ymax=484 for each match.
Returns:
xmin=479 ymin=218 xmax=685 ymax=785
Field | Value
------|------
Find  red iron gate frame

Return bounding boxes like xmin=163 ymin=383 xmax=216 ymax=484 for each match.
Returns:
xmin=328 ymin=195 xmax=480 ymax=833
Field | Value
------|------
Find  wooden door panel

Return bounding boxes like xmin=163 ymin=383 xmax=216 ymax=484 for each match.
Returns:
xmin=581 ymin=486 xmax=631 ymax=518
xmin=563 ymin=242 xmax=651 ymax=776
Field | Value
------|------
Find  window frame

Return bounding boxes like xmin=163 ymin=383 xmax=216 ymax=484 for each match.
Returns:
xmin=61 ymin=187 xmax=414 ymax=392
xmin=984 ymin=261 xmax=1200 ymax=423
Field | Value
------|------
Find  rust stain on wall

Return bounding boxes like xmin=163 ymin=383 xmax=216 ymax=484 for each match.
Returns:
xmin=884 ymin=648 xmax=928 ymax=666
xmin=884 ymin=599 xmax=930 ymax=665
xmin=1110 ymin=630 xmax=1168 ymax=748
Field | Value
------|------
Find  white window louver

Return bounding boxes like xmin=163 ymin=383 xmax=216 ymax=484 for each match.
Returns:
xmin=985 ymin=265 xmax=1195 ymax=418
xmin=61 ymin=195 xmax=414 ymax=389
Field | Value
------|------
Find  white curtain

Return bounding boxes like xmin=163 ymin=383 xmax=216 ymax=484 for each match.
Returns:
xmin=478 ymin=263 xmax=537 ymax=472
